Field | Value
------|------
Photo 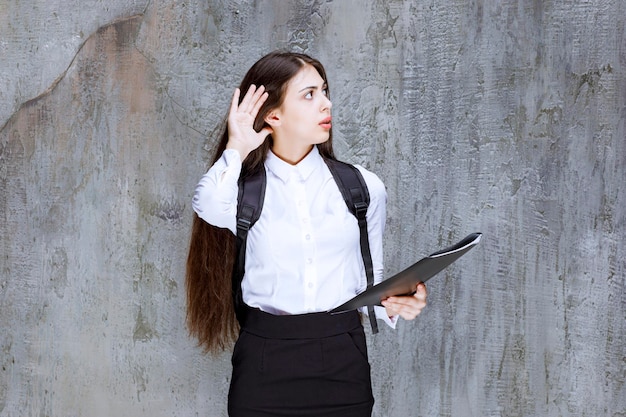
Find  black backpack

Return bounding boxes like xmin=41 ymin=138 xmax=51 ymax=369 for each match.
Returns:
xmin=233 ymin=157 xmax=380 ymax=334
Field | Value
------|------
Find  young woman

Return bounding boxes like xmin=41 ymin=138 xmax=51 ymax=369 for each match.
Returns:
xmin=186 ymin=51 xmax=427 ymax=417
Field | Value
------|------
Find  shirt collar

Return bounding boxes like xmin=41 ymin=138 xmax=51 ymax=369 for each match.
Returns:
xmin=265 ymin=146 xmax=323 ymax=183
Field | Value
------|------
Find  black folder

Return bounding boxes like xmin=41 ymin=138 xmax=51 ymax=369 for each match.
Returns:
xmin=329 ymin=232 xmax=482 ymax=314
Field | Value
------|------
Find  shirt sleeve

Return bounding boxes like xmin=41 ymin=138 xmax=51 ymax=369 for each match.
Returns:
xmin=191 ymin=149 xmax=242 ymax=234
xmin=355 ymin=165 xmax=398 ymax=329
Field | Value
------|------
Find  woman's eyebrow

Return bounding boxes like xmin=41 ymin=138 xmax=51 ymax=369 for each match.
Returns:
xmin=298 ymin=83 xmax=327 ymax=93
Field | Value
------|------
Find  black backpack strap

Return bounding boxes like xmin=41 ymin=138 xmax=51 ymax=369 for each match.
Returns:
xmin=233 ymin=167 xmax=266 ymax=324
xmin=323 ymin=158 xmax=379 ymax=334
xmin=234 ymin=159 xmax=380 ymax=334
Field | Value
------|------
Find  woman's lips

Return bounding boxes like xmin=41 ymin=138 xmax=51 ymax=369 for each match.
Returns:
xmin=319 ymin=116 xmax=332 ymax=129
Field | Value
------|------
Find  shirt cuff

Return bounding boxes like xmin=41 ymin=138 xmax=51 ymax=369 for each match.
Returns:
xmin=360 ymin=305 xmax=398 ymax=329
xmin=219 ymin=148 xmax=243 ymax=182
xmin=374 ymin=305 xmax=398 ymax=329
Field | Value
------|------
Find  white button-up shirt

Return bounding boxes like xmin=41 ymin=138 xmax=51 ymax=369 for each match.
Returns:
xmin=193 ymin=146 xmax=395 ymax=327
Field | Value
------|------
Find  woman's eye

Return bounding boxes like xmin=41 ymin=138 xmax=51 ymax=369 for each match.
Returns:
xmin=322 ymin=88 xmax=328 ymax=97
xmin=305 ymin=91 xmax=313 ymax=99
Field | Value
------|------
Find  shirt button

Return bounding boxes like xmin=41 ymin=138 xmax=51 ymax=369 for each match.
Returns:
xmin=305 ymin=234 xmax=311 ymax=240
xmin=306 ymin=258 xmax=313 ymax=264
xmin=308 ymin=282 xmax=314 ymax=289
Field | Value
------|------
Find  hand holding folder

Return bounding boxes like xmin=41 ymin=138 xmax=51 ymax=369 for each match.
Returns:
xmin=329 ymin=232 xmax=482 ymax=314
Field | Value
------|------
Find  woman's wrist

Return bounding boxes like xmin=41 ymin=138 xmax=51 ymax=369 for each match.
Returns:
xmin=225 ymin=140 xmax=251 ymax=161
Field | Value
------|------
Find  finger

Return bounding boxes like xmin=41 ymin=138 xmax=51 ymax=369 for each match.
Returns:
xmin=230 ymin=88 xmax=241 ymax=116
xmin=396 ymin=302 xmax=425 ymax=320
xmin=413 ymin=284 xmax=427 ymax=302
xmin=253 ymin=126 xmax=273 ymax=142
xmin=383 ymin=303 xmax=422 ymax=320
xmin=382 ymin=297 xmax=426 ymax=320
xmin=386 ymin=296 xmax=427 ymax=311
xmin=250 ymin=90 xmax=269 ymax=118
xmin=240 ymin=84 xmax=263 ymax=114
xmin=258 ymin=126 xmax=273 ymax=138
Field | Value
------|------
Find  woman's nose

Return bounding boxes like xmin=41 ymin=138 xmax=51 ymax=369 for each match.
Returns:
xmin=321 ymin=96 xmax=332 ymax=111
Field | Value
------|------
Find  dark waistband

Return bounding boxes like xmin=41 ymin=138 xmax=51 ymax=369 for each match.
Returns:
xmin=240 ymin=307 xmax=362 ymax=339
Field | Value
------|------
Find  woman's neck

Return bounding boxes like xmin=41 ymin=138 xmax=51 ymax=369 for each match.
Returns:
xmin=271 ymin=144 xmax=314 ymax=165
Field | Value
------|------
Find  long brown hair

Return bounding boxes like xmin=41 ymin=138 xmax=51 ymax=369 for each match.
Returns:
xmin=186 ymin=51 xmax=336 ymax=353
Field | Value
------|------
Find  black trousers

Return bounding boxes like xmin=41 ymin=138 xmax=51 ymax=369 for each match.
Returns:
xmin=228 ymin=308 xmax=374 ymax=417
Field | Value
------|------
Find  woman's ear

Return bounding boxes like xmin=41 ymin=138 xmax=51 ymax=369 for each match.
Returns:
xmin=264 ymin=110 xmax=281 ymax=127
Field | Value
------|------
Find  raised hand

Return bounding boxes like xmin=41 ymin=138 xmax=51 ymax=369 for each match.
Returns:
xmin=226 ymin=85 xmax=273 ymax=160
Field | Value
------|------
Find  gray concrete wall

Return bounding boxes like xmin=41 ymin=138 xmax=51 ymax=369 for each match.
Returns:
xmin=1 ymin=1 xmax=624 ymax=416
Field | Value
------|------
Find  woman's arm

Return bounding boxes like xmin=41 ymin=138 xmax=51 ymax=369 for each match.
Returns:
xmin=192 ymin=85 xmax=272 ymax=233
xmin=192 ymin=149 xmax=242 ymax=234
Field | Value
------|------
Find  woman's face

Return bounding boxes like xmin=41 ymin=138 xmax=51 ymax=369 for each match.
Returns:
xmin=266 ymin=64 xmax=332 ymax=158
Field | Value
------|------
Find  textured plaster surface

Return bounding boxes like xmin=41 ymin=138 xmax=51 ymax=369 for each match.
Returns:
xmin=1 ymin=1 xmax=625 ymax=416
